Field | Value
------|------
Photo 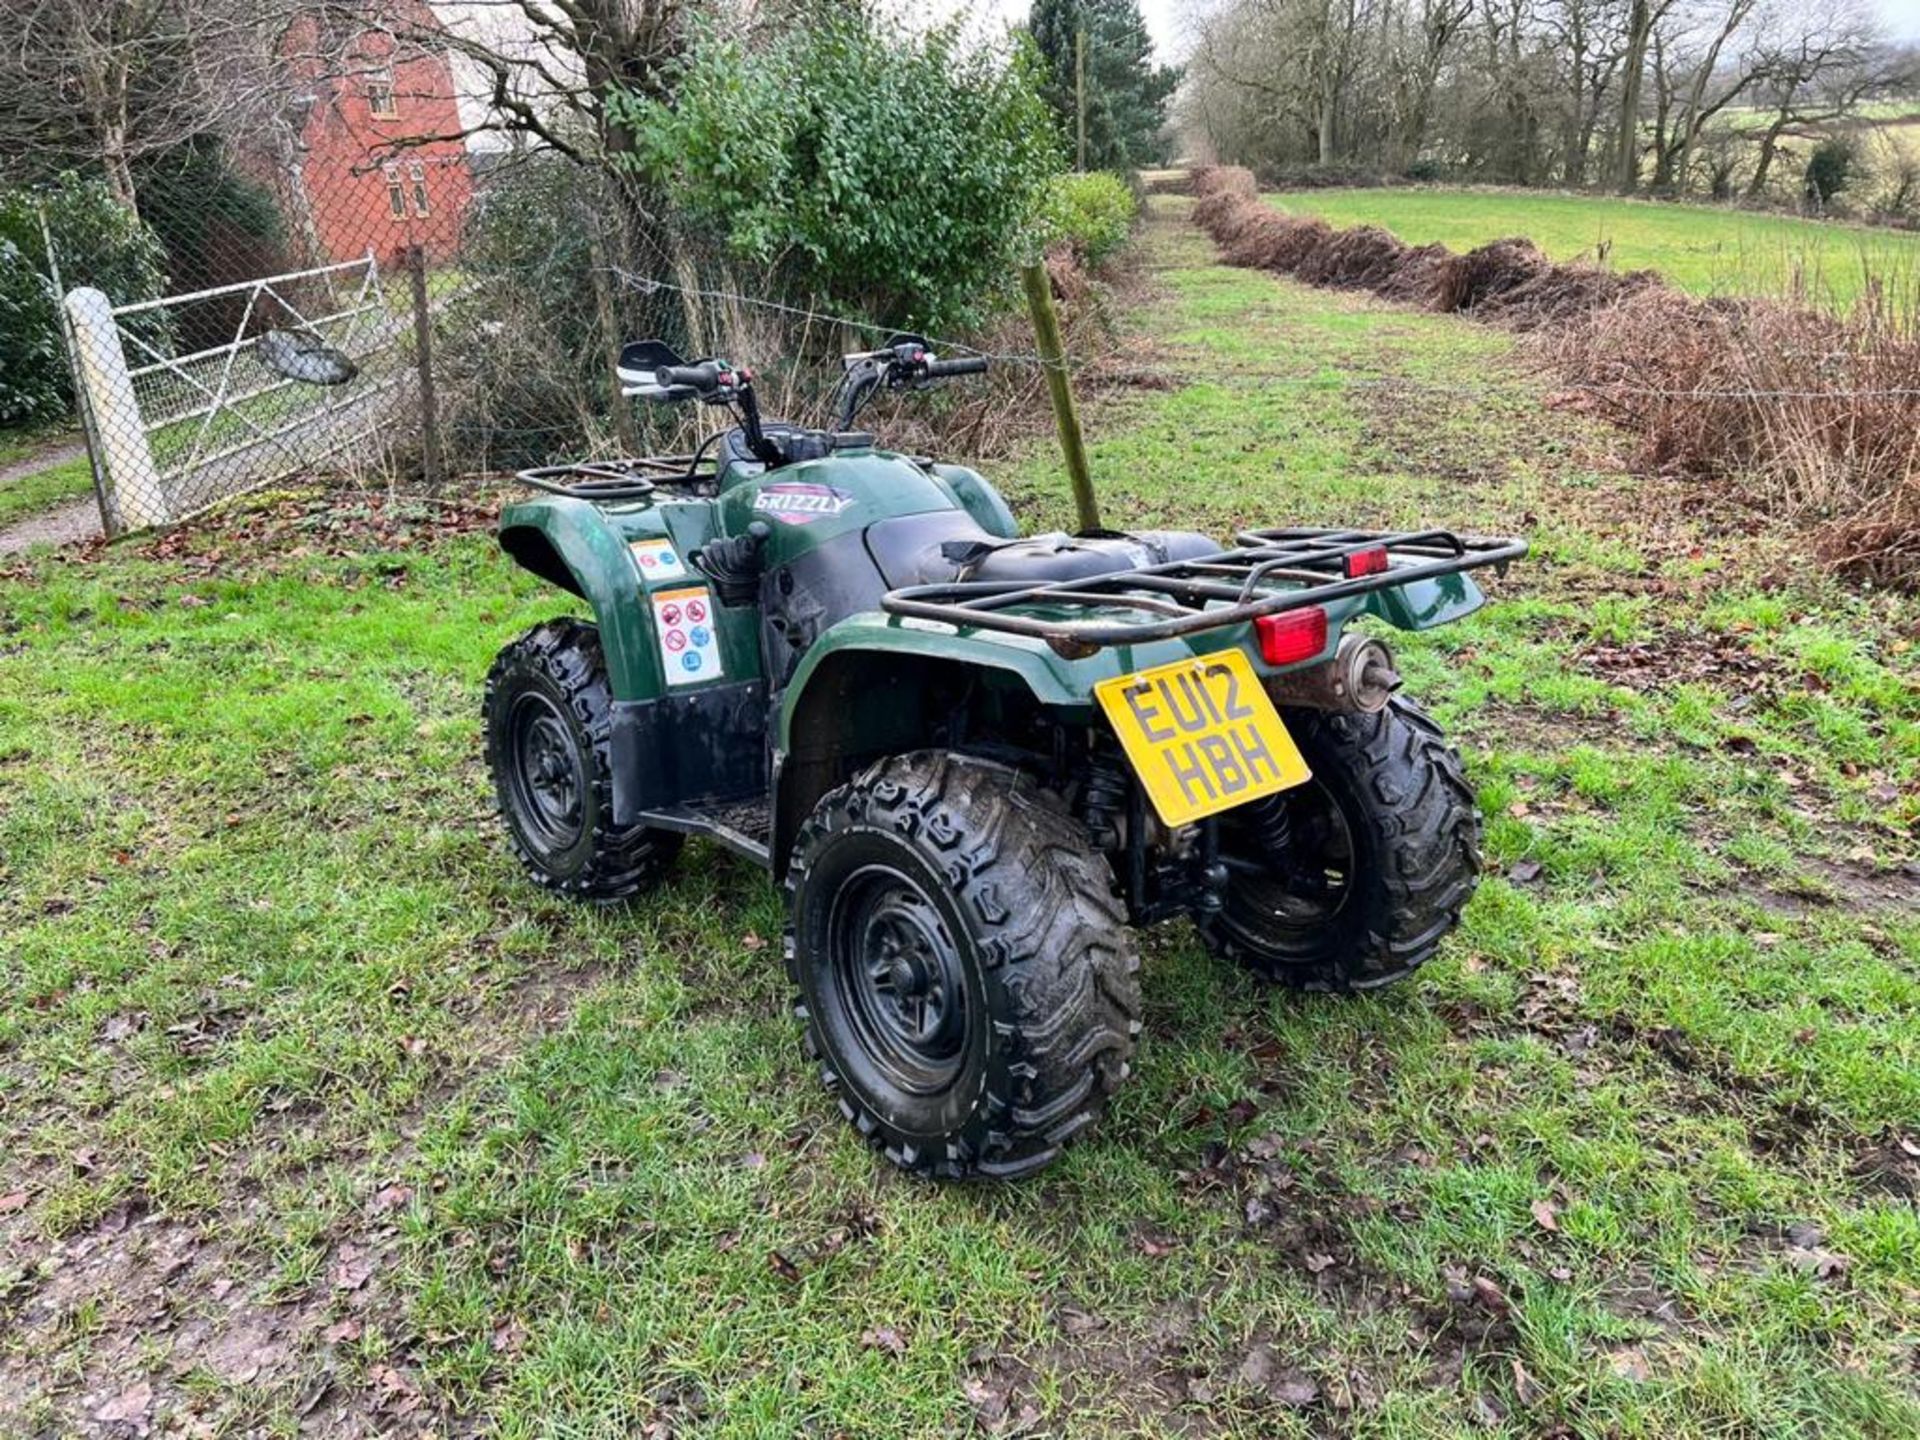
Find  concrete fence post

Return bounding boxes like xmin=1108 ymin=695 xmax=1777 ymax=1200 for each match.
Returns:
xmin=63 ymin=287 xmax=170 ymax=529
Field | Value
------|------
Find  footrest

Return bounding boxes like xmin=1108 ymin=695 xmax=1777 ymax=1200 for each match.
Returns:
xmin=639 ymin=800 xmax=771 ymax=867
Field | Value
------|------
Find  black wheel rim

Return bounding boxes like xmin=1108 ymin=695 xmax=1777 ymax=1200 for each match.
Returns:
xmin=1227 ymin=779 xmax=1357 ymax=931
xmin=503 ymin=690 xmax=586 ymax=855
xmin=826 ymin=864 xmax=971 ymax=1096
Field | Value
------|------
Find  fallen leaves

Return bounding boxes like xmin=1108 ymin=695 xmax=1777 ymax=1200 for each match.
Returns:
xmin=1785 ymin=1245 xmax=1853 ymax=1281
xmin=1609 ymin=1347 xmax=1653 ymax=1383
xmin=93 ymin=1381 xmax=153 ymax=1432
xmin=368 ymin=1362 xmax=424 ymax=1416
xmin=963 ymin=1372 xmax=1039 ymax=1434
xmin=1511 ymin=1357 xmax=1544 ymax=1406
xmin=1232 ymin=1342 xmax=1320 ymax=1409
xmin=369 ymin=1183 xmax=414 ymax=1215
xmin=101 ymin=1013 xmax=143 ymax=1043
xmin=330 ymin=1243 xmax=376 ymax=1292
xmin=1057 ymin=1306 xmax=1105 ymax=1337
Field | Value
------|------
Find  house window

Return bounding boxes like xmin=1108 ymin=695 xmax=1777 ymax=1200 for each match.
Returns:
xmin=408 ymin=160 xmax=431 ymax=217
xmin=368 ymin=66 xmax=398 ymax=118
xmin=383 ymin=164 xmax=406 ymax=219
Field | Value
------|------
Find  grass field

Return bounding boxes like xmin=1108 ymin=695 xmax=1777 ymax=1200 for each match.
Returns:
xmin=1268 ymin=187 xmax=1920 ymax=307
xmin=2 ymin=197 xmax=1917 ymax=1437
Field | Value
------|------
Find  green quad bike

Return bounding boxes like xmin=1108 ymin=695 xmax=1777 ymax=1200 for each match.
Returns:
xmin=484 ymin=336 xmax=1525 ymax=1179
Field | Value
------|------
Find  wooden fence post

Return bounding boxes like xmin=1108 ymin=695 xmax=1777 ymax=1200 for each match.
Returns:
xmin=1020 ymin=261 xmax=1101 ymax=534
xmin=407 ymin=244 xmax=443 ymax=490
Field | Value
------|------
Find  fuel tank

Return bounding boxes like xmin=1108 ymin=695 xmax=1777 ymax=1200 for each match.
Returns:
xmin=716 ymin=447 xmax=996 ymax=563
xmin=709 ymin=446 xmax=997 ymax=687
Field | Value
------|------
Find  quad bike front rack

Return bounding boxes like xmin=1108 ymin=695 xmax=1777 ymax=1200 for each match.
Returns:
xmin=516 ymin=453 xmax=720 ymax=500
xmin=882 ymin=526 xmax=1528 ymax=656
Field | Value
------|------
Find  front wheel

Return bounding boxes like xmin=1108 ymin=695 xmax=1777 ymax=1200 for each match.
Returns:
xmin=787 ymin=752 xmax=1141 ymax=1180
xmin=1199 ymin=697 xmax=1481 ymax=991
xmin=483 ymin=618 xmax=681 ymax=901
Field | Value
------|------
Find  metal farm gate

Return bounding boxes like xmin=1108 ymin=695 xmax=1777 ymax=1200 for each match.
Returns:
xmin=63 ymin=253 xmax=414 ymax=536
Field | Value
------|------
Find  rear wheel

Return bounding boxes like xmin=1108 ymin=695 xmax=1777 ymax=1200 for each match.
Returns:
xmin=787 ymin=752 xmax=1141 ymax=1179
xmin=483 ymin=619 xmax=681 ymax=900
xmin=1199 ymin=697 xmax=1480 ymax=991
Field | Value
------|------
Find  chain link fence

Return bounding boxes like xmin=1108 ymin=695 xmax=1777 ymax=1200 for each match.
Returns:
xmin=31 ymin=24 xmax=756 ymax=540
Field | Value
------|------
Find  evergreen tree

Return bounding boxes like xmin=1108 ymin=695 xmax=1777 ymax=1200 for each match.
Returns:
xmin=1027 ymin=0 xmax=1179 ymax=171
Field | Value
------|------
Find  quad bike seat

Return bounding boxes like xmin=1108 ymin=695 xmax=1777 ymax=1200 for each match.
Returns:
xmin=866 ymin=510 xmax=1218 ymax=589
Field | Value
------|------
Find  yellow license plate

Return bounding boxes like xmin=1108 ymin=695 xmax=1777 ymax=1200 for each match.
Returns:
xmin=1094 ymin=649 xmax=1311 ymax=827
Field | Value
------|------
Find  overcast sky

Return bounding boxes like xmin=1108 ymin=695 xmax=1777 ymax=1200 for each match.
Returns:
xmin=905 ymin=0 xmax=1920 ymax=59
xmin=1872 ymin=0 xmax=1920 ymax=43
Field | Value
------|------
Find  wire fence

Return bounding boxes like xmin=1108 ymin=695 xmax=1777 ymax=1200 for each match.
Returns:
xmin=17 ymin=37 xmax=1917 ymax=546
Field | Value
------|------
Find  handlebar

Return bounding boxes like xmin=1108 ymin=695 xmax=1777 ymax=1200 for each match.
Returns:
xmin=619 ymin=334 xmax=986 ymax=441
xmin=658 ymin=362 xmax=734 ymax=391
xmin=832 ymin=337 xmax=988 ymax=428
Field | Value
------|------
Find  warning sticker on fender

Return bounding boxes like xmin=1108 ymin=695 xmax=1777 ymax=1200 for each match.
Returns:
xmin=628 ymin=537 xmax=688 ymax=582
xmin=651 ymin=585 xmax=723 ymax=686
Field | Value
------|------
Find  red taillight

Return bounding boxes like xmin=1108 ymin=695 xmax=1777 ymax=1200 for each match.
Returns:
xmin=1344 ymin=546 xmax=1389 ymax=578
xmin=1255 ymin=607 xmax=1328 ymax=666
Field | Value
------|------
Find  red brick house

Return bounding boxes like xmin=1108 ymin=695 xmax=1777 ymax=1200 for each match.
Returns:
xmin=277 ymin=2 xmax=474 ymax=267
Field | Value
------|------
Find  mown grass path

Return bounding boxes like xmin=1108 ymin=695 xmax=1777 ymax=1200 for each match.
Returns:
xmin=0 ymin=435 xmax=94 ymax=534
xmin=1 ymin=198 xmax=1916 ymax=1438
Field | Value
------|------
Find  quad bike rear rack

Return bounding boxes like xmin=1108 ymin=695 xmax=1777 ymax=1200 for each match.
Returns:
xmin=882 ymin=526 xmax=1528 ymax=656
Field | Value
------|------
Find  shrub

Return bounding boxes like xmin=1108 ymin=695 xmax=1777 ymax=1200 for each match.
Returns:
xmin=1549 ymin=290 xmax=1920 ymax=585
xmin=0 ymin=174 xmax=170 ymax=427
xmin=1039 ymin=171 xmax=1137 ymax=267
xmin=1191 ymin=165 xmax=1259 ymax=200
xmin=435 ymin=156 xmax=618 ymax=469
xmin=1260 ymin=163 xmax=1393 ymax=190
xmin=1804 ymin=138 xmax=1855 ymax=208
xmin=612 ymin=12 xmax=1060 ymax=334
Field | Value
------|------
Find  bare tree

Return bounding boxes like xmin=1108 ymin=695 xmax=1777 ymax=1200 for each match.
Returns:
xmin=1174 ymin=0 xmax=1909 ymax=192
xmin=1612 ymin=0 xmax=1681 ymax=192
xmin=335 ymin=0 xmax=690 ymax=164
xmin=1383 ymin=0 xmax=1474 ymax=166
xmin=1648 ymin=0 xmax=1765 ymax=192
xmin=0 ymin=0 xmax=275 ymax=208
xmin=1742 ymin=0 xmax=1893 ymax=197
xmin=1542 ymin=0 xmax=1630 ymax=186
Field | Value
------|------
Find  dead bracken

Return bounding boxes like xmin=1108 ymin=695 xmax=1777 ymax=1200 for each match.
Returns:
xmin=1188 ymin=165 xmax=1920 ymax=587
